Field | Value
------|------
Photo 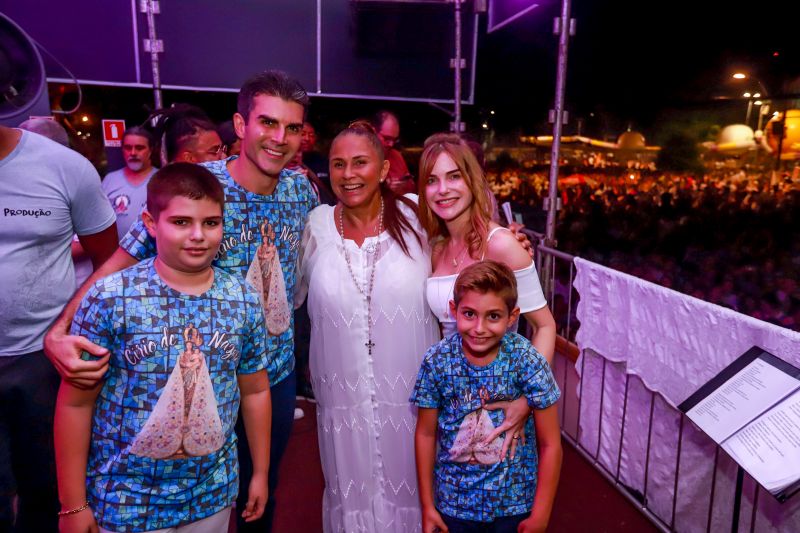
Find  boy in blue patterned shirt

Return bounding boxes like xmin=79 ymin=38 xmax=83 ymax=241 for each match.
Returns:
xmin=54 ymin=163 xmax=271 ymax=533
xmin=411 ymin=261 xmax=562 ymax=533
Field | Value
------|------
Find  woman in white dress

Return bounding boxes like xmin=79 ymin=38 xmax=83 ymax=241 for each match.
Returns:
xmin=299 ymin=123 xmax=533 ymax=532
xmin=299 ymin=122 xmax=440 ymax=532
xmin=418 ymin=133 xmax=557 ymax=362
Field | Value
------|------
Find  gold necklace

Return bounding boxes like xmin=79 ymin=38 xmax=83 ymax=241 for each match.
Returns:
xmin=450 ymin=239 xmax=469 ymax=270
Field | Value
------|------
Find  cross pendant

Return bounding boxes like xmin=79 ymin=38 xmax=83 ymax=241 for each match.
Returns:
xmin=365 ymin=339 xmax=376 ymax=355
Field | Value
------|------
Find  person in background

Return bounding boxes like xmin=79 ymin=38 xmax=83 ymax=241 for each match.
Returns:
xmin=218 ymin=119 xmax=241 ymax=157
xmin=150 ymin=103 xmax=227 ymax=164
xmin=18 ymin=117 xmax=70 ymax=147
xmin=298 ymin=121 xmax=330 ymax=188
xmin=287 ymin=121 xmax=335 ymax=207
xmin=101 ymin=126 xmax=158 ymax=241
xmin=372 ymin=110 xmax=416 ymax=196
xmin=287 ymin=122 xmax=333 ymax=412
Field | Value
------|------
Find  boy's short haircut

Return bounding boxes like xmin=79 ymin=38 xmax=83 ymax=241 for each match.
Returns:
xmin=237 ymin=69 xmax=309 ymax=122
xmin=453 ymin=260 xmax=518 ymax=313
xmin=146 ymin=162 xmax=225 ymax=219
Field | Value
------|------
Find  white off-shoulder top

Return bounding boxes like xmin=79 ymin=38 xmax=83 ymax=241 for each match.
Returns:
xmin=426 ymin=227 xmax=548 ymax=337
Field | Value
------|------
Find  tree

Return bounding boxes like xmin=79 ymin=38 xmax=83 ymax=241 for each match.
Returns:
xmin=656 ymin=132 xmax=704 ymax=175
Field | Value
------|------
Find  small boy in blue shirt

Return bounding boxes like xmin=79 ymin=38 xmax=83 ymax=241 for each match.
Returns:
xmin=411 ymin=261 xmax=562 ymax=533
xmin=54 ymin=163 xmax=271 ymax=533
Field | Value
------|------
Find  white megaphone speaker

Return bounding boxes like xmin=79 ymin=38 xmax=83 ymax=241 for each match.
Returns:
xmin=0 ymin=12 xmax=50 ymax=126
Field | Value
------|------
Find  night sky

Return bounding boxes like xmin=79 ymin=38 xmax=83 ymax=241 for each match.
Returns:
xmin=37 ymin=1 xmax=800 ymax=149
xmin=475 ymin=0 xmax=800 ymax=141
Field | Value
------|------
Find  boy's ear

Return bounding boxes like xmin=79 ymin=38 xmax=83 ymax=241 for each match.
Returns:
xmin=142 ymin=210 xmax=157 ymax=239
xmin=448 ymin=299 xmax=457 ymax=318
xmin=508 ymin=306 xmax=521 ymax=327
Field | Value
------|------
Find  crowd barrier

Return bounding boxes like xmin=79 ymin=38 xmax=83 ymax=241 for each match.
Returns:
xmin=524 ymin=233 xmax=800 ymax=533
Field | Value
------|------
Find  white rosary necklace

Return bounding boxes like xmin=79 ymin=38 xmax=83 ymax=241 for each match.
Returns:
xmin=338 ymin=198 xmax=384 ymax=356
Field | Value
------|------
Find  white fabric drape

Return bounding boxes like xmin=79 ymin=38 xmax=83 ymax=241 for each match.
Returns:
xmin=573 ymin=257 xmax=800 ymax=532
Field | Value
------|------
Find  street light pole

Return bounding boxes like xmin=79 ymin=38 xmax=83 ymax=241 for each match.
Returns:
xmin=745 ymin=96 xmax=753 ymax=126
xmin=733 ymin=73 xmax=768 ymax=129
xmin=756 ymin=102 xmax=769 ymax=132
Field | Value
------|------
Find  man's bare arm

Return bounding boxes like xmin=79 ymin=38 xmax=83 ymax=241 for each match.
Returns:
xmin=77 ymin=224 xmax=118 ymax=270
xmin=44 ymin=247 xmax=137 ymax=388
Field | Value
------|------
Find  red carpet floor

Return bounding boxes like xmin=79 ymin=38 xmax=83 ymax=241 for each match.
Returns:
xmin=272 ymin=400 xmax=658 ymax=533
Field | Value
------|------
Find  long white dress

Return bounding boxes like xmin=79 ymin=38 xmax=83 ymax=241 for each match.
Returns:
xmin=299 ymin=201 xmax=440 ymax=533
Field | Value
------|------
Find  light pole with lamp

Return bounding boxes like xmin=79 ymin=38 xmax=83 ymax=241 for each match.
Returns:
xmin=733 ymin=73 xmax=769 ymax=127
xmin=744 ymin=92 xmax=753 ymax=126
xmin=741 ymin=91 xmax=762 ymax=128
xmin=733 ymin=72 xmax=787 ymax=171
xmin=732 ymin=72 xmax=769 ymax=96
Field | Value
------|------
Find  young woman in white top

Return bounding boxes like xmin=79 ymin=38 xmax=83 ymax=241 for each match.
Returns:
xmin=419 ymin=133 xmax=557 ymax=362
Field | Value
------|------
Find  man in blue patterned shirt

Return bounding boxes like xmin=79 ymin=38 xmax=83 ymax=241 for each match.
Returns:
xmin=411 ymin=261 xmax=562 ymax=533
xmin=46 ymin=70 xmax=318 ymax=531
xmin=55 ymin=163 xmax=271 ymax=532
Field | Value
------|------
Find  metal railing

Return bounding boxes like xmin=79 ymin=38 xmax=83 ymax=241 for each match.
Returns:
xmin=526 ymin=237 xmax=771 ymax=533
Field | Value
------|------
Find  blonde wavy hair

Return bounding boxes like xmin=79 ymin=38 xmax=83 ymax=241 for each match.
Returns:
xmin=417 ymin=133 xmax=492 ymax=260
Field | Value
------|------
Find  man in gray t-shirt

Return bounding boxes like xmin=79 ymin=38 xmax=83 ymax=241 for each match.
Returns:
xmin=102 ymin=127 xmax=158 ymax=241
xmin=0 ymin=126 xmax=117 ymax=531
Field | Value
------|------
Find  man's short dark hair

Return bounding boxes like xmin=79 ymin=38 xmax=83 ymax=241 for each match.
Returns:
xmin=146 ymin=162 xmax=225 ymax=219
xmin=237 ymin=70 xmax=309 ymax=122
xmin=123 ymin=126 xmax=155 ymax=148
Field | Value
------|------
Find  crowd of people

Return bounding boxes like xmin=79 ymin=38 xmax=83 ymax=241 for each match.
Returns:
xmin=3 ymin=70 xmax=560 ymax=533
xmin=487 ymin=165 xmax=800 ymax=330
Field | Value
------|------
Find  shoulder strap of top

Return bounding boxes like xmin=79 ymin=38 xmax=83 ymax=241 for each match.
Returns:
xmin=487 ymin=226 xmax=511 ymax=241
xmin=481 ymin=226 xmax=513 ymax=260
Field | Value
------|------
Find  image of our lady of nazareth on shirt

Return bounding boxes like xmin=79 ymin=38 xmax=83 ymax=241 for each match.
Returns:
xmin=112 ymin=193 xmax=130 ymax=215
xmin=449 ymin=386 xmax=505 ymax=465
xmin=246 ymin=220 xmax=291 ymax=336
xmin=130 ymin=324 xmax=224 ymax=459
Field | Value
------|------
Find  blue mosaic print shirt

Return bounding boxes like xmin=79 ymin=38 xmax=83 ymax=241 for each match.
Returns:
xmin=71 ymin=259 xmax=268 ymax=532
xmin=410 ymin=333 xmax=560 ymax=522
xmin=119 ymin=158 xmax=318 ymax=385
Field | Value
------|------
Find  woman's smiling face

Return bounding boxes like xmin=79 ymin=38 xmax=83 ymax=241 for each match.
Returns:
xmin=424 ymin=152 xmax=474 ymax=224
xmin=329 ymin=133 xmax=388 ymax=210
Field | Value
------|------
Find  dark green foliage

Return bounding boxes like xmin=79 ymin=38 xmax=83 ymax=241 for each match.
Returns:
xmin=656 ymin=132 xmax=704 ymax=175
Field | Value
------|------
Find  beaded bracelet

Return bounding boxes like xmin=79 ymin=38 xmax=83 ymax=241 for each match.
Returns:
xmin=58 ymin=502 xmax=89 ymax=517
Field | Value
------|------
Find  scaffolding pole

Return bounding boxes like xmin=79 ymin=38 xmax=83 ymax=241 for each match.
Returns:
xmin=542 ymin=0 xmax=574 ymax=295
xmin=452 ymin=0 xmax=463 ymax=132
